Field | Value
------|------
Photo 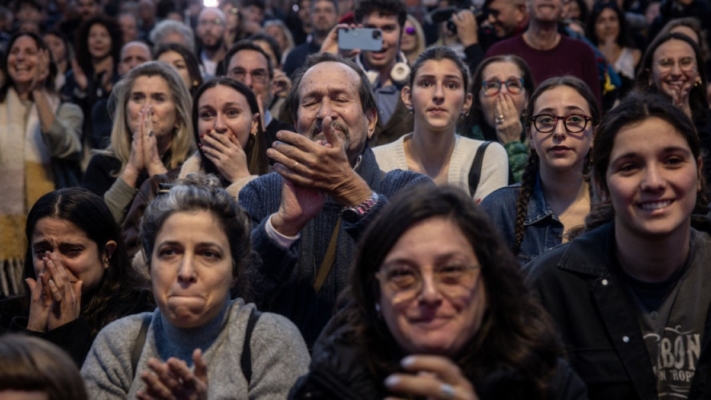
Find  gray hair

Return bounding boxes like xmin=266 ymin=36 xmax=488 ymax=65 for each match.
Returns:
xmin=149 ymin=20 xmax=196 ymax=53
xmin=140 ymin=174 xmax=252 ymax=281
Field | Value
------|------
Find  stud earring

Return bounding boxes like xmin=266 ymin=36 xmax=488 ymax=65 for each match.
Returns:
xmin=375 ymin=303 xmax=381 ymax=312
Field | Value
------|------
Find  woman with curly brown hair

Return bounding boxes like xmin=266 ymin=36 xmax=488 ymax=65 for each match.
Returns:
xmin=480 ymin=76 xmax=599 ymax=264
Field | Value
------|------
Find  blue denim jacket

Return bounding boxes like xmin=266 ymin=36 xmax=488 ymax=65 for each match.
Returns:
xmin=479 ymin=174 xmax=564 ymax=264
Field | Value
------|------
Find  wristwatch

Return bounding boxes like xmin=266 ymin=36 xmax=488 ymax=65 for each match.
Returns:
xmin=341 ymin=192 xmax=379 ymax=222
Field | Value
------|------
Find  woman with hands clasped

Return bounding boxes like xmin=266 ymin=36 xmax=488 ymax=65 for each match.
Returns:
xmin=122 ymin=78 xmax=270 ymax=268
xmin=83 ymin=176 xmax=310 ymax=400
xmin=0 ymin=188 xmax=153 ymax=365
xmin=373 ymin=47 xmax=508 ymax=203
xmin=0 ymin=32 xmax=83 ymax=295
xmin=290 ymin=185 xmax=587 ymax=399
xmin=81 ymin=61 xmax=193 ymax=224
xmin=462 ymin=55 xmax=535 ymax=183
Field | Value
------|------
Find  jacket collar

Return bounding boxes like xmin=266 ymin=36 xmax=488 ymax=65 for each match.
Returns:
xmin=556 ymin=222 xmax=615 ymax=276
xmin=524 ymin=174 xmax=557 ymax=226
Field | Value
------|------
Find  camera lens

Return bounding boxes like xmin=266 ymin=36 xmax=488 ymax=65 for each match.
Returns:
xmin=372 ymin=30 xmax=381 ymax=39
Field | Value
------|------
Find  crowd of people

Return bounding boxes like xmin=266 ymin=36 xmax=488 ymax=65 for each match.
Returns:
xmin=1 ymin=0 xmax=711 ymax=398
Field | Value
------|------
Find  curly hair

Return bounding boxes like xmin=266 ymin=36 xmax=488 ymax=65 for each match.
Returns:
xmin=336 ymin=185 xmax=562 ymax=397
xmin=22 ymin=188 xmax=150 ymax=338
xmin=74 ymin=15 xmax=122 ymax=77
xmin=140 ymin=174 xmax=254 ymax=299
xmin=513 ymin=76 xmax=600 ymax=253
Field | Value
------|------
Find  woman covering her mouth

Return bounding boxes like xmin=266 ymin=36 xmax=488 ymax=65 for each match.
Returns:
xmin=527 ymin=91 xmax=711 ymax=400
xmin=480 ymin=76 xmax=599 ymax=264
xmin=373 ymin=47 xmax=508 ymax=204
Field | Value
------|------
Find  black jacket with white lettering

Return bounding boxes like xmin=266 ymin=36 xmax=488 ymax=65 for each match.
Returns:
xmin=527 ymin=222 xmax=711 ymax=400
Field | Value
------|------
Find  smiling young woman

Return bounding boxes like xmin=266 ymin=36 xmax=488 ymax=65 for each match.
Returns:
xmin=528 ymin=92 xmax=711 ymax=400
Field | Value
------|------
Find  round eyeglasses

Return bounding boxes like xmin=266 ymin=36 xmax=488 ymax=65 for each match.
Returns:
xmin=530 ymin=114 xmax=592 ymax=133
xmin=481 ymin=78 xmax=525 ymax=96
xmin=375 ymin=263 xmax=481 ymax=301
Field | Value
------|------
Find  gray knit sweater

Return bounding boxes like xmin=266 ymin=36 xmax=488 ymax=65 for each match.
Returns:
xmin=81 ymin=299 xmax=310 ymax=399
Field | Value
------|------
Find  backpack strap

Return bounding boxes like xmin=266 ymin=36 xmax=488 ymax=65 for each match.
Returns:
xmin=131 ymin=313 xmax=152 ymax=379
xmin=241 ymin=307 xmax=262 ymax=384
xmin=468 ymin=141 xmax=493 ymax=197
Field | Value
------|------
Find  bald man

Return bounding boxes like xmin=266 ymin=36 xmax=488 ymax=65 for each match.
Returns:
xmin=117 ymin=41 xmax=152 ymax=76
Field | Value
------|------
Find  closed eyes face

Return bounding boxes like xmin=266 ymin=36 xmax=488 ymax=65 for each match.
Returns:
xmin=197 ymin=85 xmax=258 ymax=148
xmin=606 ymin=117 xmax=701 ymax=241
xmin=151 ymin=211 xmax=234 ymax=329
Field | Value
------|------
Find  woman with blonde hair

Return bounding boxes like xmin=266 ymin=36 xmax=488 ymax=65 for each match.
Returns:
xmin=81 ymin=61 xmax=194 ymax=223
xmin=401 ymin=15 xmax=426 ymax=66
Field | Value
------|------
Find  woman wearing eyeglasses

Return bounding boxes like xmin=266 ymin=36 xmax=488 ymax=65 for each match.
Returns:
xmin=290 ymin=185 xmax=587 ymax=399
xmin=480 ymin=76 xmax=599 ymax=264
xmin=373 ymin=47 xmax=508 ymax=203
xmin=462 ymin=55 xmax=535 ymax=183
xmin=635 ymin=32 xmax=711 ymax=182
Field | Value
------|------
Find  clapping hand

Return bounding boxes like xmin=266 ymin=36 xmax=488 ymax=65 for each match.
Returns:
xmin=384 ymin=355 xmax=479 ymax=400
xmin=137 ymin=349 xmax=208 ymax=400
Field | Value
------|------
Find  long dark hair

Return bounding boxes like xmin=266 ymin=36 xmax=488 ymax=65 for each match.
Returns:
xmin=22 ymin=188 xmax=149 ymax=338
xmin=635 ymin=32 xmax=709 ymax=125
xmin=338 ymin=185 xmax=562 ymax=397
xmin=514 ymin=76 xmax=600 ymax=253
xmin=462 ymin=55 xmax=535 ymax=136
xmin=0 ymin=32 xmax=58 ymax=102
xmin=586 ymin=91 xmax=709 ymax=229
xmin=154 ymin=42 xmax=204 ymax=96
xmin=191 ymin=78 xmax=269 ymax=177
xmin=588 ymin=2 xmax=633 ymax=48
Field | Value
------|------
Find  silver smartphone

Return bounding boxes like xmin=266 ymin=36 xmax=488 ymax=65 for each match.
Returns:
xmin=338 ymin=28 xmax=383 ymax=51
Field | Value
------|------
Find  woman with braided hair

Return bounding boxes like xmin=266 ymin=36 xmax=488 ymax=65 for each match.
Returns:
xmin=480 ymin=76 xmax=599 ymax=264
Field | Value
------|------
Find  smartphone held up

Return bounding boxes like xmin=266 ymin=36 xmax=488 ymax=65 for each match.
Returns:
xmin=338 ymin=27 xmax=383 ymax=51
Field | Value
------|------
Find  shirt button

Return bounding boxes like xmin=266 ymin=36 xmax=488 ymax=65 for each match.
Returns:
xmin=623 ymin=336 xmax=630 ymax=343
xmin=601 ymin=279 xmax=608 ymax=286
xmin=651 ymin=311 xmax=659 ymax=319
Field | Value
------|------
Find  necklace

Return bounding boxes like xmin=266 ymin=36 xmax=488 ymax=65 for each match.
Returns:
xmin=557 ymin=182 xmax=589 ymax=220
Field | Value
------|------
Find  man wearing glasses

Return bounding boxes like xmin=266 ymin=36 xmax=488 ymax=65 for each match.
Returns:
xmin=196 ymin=7 xmax=227 ymax=77
xmin=223 ymin=41 xmax=294 ymax=150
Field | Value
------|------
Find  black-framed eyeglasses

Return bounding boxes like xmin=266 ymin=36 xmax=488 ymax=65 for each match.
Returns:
xmin=481 ymin=78 xmax=525 ymax=96
xmin=530 ymin=114 xmax=592 ymax=133
xmin=227 ymin=68 xmax=268 ymax=84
